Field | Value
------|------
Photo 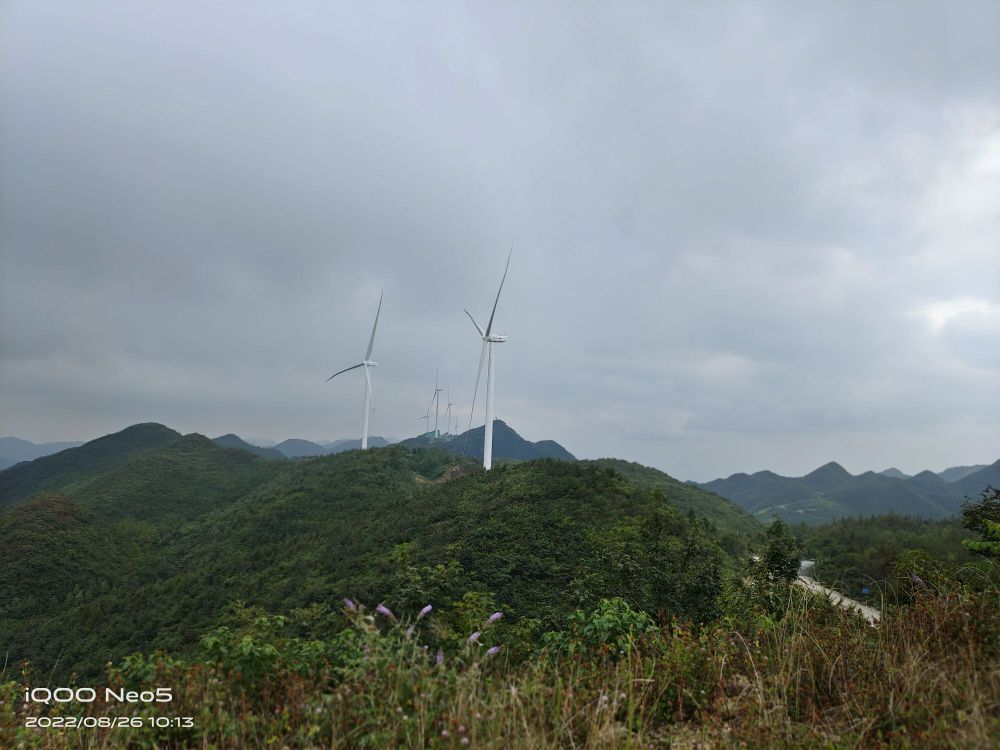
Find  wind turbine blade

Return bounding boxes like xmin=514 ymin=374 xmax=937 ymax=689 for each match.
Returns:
xmin=467 ymin=340 xmax=488 ymax=431
xmin=365 ymin=291 xmax=383 ymax=360
xmin=326 ymin=362 xmax=364 ymax=381
xmin=484 ymin=247 xmax=512 ymax=337
xmin=462 ymin=341 xmax=488 ymax=456
xmin=464 ymin=309 xmax=485 ymax=337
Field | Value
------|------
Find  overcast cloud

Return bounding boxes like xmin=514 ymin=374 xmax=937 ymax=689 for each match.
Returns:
xmin=1 ymin=1 xmax=998 ymax=481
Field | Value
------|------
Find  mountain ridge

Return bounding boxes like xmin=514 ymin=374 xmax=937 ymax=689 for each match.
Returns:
xmin=701 ymin=458 xmax=1000 ymax=524
xmin=0 ymin=423 xmax=181 ymax=511
xmin=213 ymin=434 xmax=287 ymax=460
xmin=0 ymin=437 xmax=84 ymax=470
xmin=399 ymin=420 xmax=575 ymax=462
xmin=271 ymin=436 xmax=394 ymax=458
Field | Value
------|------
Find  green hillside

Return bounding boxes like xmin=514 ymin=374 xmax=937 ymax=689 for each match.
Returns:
xmin=68 ymin=433 xmax=285 ymax=523
xmin=0 ymin=433 xmax=741 ymax=679
xmin=0 ymin=422 xmax=181 ymax=511
xmin=584 ymin=458 xmax=758 ymax=538
xmin=0 ymin=493 xmax=148 ymax=621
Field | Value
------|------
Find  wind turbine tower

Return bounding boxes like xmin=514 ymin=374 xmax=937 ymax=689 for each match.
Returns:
xmin=464 ymin=249 xmax=511 ymax=470
xmin=444 ymin=389 xmax=455 ymax=436
xmin=326 ymin=292 xmax=382 ymax=450
xmin=431 ymin=364 xmax=443 ymax=437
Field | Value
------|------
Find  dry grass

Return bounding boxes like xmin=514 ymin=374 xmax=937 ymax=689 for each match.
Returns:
xmin=2 ymin=584 xmax=998 ymax=749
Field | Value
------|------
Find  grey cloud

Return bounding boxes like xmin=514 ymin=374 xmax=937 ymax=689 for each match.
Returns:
xmin=1 ymin=1 xmax=998 ymax=480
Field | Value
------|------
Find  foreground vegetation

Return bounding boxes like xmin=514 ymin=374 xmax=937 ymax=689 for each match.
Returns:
xmin=2 ymin=424 xmax=997 ymax=747
xmin=3 ymin=568 xmax=998 ymax=749
xmin=3 ymin=491 xmax=999 ymax=748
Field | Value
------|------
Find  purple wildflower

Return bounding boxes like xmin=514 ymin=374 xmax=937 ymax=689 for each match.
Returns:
xmin=376 ymin=603 xmax=395 ymax=619
xmin=486 ymin=646 xmax=501 ymax=656
xmin=467 ymin=631 xmax=481 ymax=645
xmin=436 ymin=648 xmax=445 ymax=666
xmin=417 ymin=604 xmax=433 ymax=621
xmin=487 ymin=611 xmax=503 ymax=623
xmin=343 ymin=598 xmax=357 ymax=611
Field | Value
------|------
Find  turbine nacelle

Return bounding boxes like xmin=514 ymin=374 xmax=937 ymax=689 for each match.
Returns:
xmin=483 ymin=335 xmax=508 ymax=343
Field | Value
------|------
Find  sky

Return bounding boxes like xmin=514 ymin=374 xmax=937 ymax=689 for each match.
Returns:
xmin=1 ymin=1 xmax=998 ymax=481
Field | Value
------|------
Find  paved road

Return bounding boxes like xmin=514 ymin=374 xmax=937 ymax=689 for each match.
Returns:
xmin=795 ymin=575 xmax=881 ymax=624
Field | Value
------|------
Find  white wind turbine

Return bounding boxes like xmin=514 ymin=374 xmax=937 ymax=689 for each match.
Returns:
xmin=425 ymin=363 xmax=444 ymax=437
xmin=444 ymin=389 xmax=455 ymax=436
xmin=464 ymin=249 xmax=511 ymax=470
xmin=326 ymin=291 xmax=382 ymax=450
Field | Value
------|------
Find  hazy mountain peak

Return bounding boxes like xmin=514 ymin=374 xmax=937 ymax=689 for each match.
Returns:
xmin=936 ymin=464 xmax=989 ymax=482
xmin=0 ymin=437 xmax=84 ymax=470
xmin=805 ymin=461 xmax=851 ymax=478
xmin=399 ymin=420 xmax=575 ymax=462
xmin=272 ymin=438 xmax=328 ymax=458
xmin=212 ymin=434 xmax=287 ymax=461
xmin=911 ymin=469 xmax=945 ymax=483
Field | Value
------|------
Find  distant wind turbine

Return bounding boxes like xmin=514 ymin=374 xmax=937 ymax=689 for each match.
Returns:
xmin=444 ymin=389 xmax=455 ymax=436
xmin=430 ymin=364 xmax=443 ymax=437
xmin=464 ymin=249 xmax=511 ymax=470
xmin=326 ymin=292 xmax=382 ymax=450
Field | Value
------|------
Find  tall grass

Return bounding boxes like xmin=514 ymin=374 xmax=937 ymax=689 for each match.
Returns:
xmin=2 ymin=582 xmax=997 ymax=749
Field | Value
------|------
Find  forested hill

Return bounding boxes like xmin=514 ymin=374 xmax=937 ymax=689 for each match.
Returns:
xmin=0 ymin=422 xmax=182 ymax=511
xmin=399 ymin=419 xmax=575 ymax=461
xmin=0 ymin=423 xmax=753 ymax=679
xmin=700 ymin=459 xmax=1000 ymax=524
xmin=584 ymin=458 xmax=758 ymax=537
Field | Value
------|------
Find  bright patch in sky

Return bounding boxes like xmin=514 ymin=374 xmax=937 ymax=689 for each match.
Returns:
xmin=917 ymin=297 xmax=995 ymax=333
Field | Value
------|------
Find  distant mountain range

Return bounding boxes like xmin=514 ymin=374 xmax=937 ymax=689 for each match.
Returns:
xmin=935 ymin=464 xmax=989 ymax=482
xmin=3 ymin=422 xmax=571 ymax=466
xmin=0 ymin=437 xmax=82 ymax=470
xmin=267 ymin=436 xmax=395 ymax=458
xmin=398 ymin=420 xmax=576 ymax=462
xmin=878 ymin=465 xmax=988 ymax=481
xmin=0 ymin=432 xmax=402 ymax=468
xmin=700 ymin=460 xmax=1000 ymax=524
xmin=4 ymin=429 xmax=993 ymax=528
xmin=215 ymin=436 xmax=396 ymax=459
xmin=212 ymin=434 xmax=287 ymax=460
